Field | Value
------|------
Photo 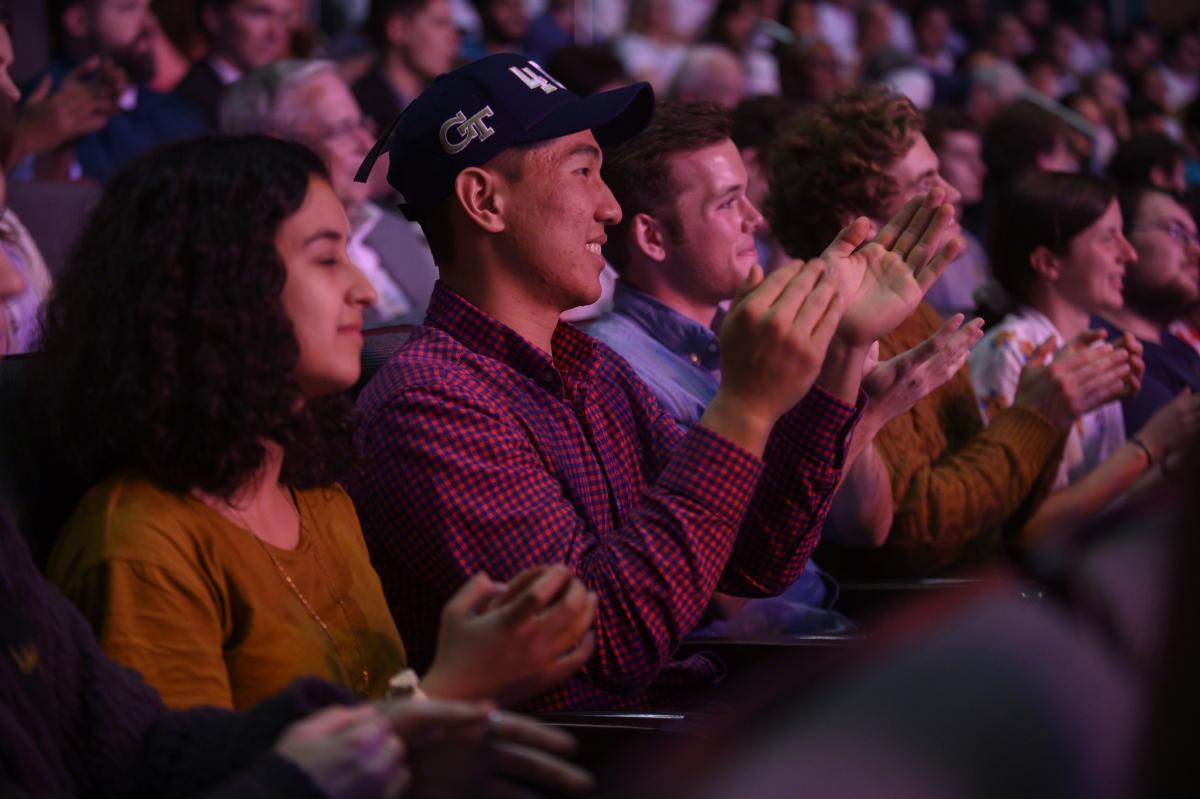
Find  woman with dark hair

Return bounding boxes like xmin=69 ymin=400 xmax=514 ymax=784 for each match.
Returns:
xmin=39 ymin=135 xmax=596 ymax=712
xmin=969 ymin=171 xmax=1193 ymax=542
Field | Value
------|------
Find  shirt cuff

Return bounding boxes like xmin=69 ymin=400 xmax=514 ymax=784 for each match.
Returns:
xmin=768 ymin=384 xmax=866 ymax=471
xmin=658 ymin=423 xmax=765 ymax=526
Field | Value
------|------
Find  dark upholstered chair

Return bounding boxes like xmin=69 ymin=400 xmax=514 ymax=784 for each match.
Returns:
xmin=6 ymin=180 xmax=102 ymax=278
xmin=0 ymin=354 xmax=85 ymax=569
xmin=351 ymin=324 xmax=414 ymax=399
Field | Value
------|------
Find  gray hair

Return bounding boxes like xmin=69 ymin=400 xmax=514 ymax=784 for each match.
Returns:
xmin=668 ymin=45 xmax=742 ymax=101
xmin=219 ymin=59 xmax=340 ymax=136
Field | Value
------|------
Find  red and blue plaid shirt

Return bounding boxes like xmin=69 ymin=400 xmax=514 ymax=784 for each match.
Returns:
xmin=349 ymin=283 xmax=863 ymax=710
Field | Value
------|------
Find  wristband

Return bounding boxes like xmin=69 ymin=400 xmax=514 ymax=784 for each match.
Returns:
xmin=386 ymin=668 xmax=428 ymax=700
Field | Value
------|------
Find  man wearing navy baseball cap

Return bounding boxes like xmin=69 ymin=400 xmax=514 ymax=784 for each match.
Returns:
xmin=347 ymin=54 xmax=877 ymax=711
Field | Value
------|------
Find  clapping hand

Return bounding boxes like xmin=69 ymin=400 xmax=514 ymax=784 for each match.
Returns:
xmin=275 ymin=704 xmax=410 ymax=799
xmin=421 ymin=565 xmax=596 ymax=706
xmin=384 ymin=698 xmax=593 ymax=799
xmin=1012 ymin=331 xmax=1131 ymax=431
xmin=10 ymin=58 xmax=123 ymax=165
xmin=818 ymin=189 xmax=965 ymax=348
xmin=863 ymin=313 xmax=985 ymax=426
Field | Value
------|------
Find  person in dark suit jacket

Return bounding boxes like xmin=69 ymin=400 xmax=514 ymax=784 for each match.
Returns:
xmin=353 ymin=0 xmax=460 ymax=136
xmin=175 ymin=0 xmax=291 ymax=129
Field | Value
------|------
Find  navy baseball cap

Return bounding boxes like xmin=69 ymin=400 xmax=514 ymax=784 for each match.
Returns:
xmin=355 ymin=53 xmax=654 ymax=220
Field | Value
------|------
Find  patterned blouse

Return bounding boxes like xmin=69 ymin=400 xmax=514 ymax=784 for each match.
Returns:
xmin=969 ymin=307 xmax=1125 ymax=491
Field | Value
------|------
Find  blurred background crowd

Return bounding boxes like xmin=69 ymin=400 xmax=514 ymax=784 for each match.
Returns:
xmin=2 ymin=0 xmax=1199 ymax=349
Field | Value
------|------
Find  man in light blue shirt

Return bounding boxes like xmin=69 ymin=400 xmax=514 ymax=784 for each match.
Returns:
xmin=589 ymin=99 xmax=978 ymax=634
xmin=588 ymin=101 xmax=854 ymax=635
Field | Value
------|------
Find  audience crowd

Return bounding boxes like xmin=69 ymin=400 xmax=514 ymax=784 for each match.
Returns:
xmin=2 ymin=0 xmax=1200 ymax=797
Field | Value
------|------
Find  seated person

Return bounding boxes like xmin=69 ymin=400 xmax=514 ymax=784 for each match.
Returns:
xmin=590 ymin=99 xmax=978 ymax=633
xmin=26 ymin=0 xmax=204 ymax=182
xmin=1106 ymin=132 xmax=1188 ymax=195
xmin=1097 ymin=184 xmax=1200 ymax=434
xmin=1 ymin=501 xmax=591 ymax=798
xmin=347 ymin=55 xmax=960 ymax=709
xmin=461 ymin=0 xmax=529 ymax=62
xmin=970 ymin=99 xmax=1078 ymax=243
xmin=353 ymin=0 xmax=460 ymax=137
xmin=766 ymin=88 xmax=1131 ymax=577
xmin=0 ymin=17 xmax=52 ymax=356
xmin=175 ymin=0 xmax=292 ymax=129
xmin=42 ymin=135 xmax=594 ymax=711
xmin=729 ymin=95 xmax=802 ymax=274
xmin=922 ymin=107 xmax=991 ymax=319
xmin=221 ymin=59 xmax=439 ymax=325
xmin=970 ymin=171 xmax=1200 ymax=542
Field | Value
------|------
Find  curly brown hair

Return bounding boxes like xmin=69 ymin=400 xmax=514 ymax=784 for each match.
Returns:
xmin=766 ymin=87 xmax=922 ymax=259
xmin=36 ymin=135 xmax=357 ymax=500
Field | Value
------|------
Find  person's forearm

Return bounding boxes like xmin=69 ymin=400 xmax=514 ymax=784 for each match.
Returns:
xmin=7 ymin=118 xmax=70 ymax=167
xmin=719 ymin=387 xmax=863 ymax=595
xmin=1020 ymin=441 xmax=1152 ymax=545
xmin=700 ymin=339 xmax=867 ymax=459
xmin=5 ymin=123 xmax=38 ymax=168
xmin=816 ymin=339 xmax=870 ymax=405
xmin=699 ymin=389 xmax=774 ymax=459
xmin=140 ymin=678 xmax=351 ymax=799
xmin=879 ymin=403 xmax=1065 ymax=575
xmin=32 ymin=147 xmax=77 ymax=181
xmin=826 ymin=440 xmax=893 ymax=547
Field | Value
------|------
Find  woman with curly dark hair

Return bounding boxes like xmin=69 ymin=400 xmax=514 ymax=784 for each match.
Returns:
xmin=39 ymin=135 xmax=596 ymax=712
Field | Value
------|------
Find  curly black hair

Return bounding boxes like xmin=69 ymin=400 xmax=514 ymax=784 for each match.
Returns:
xmin=37 ymin=135 xmax=357 ymax=499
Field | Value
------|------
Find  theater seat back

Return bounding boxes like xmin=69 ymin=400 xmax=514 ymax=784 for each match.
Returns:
xmin=352 ymin=324 xmax=414 ymax=399
xmin=0 ymin=354 xmax=85 ymax=569
xmin=6 ymin=181 xmax=102 ymax=278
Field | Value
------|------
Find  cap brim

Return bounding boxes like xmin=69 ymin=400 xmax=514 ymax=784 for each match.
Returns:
xmin=520 ymin=81 xmax=654 ymax=149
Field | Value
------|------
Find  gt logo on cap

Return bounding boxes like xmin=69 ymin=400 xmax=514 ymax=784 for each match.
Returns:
xmin=509 ymin=61 xmax=564 ymax=94
xmin=439 ymin=106 xmax=496 ymax=154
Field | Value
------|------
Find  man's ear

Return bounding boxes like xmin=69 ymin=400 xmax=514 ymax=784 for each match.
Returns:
xmin=741 ymin=145 xmax=761 ymax=172
xmin=384 ymin=13 xmax=411 ymax=48
xmin=1148 ymin=164 xmax=1170 ymax=191
xmin=60 ymin=3 xmax=90 ymax=41
xmin=1029 ymin=244 xmax=1062 ymax=281
xmin=453 ymin=167 xmax=507 ymax=234
xmin=631 ymin=212 xmax=668 ymax=263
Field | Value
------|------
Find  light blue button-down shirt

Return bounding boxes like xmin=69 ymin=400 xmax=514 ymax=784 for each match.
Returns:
xmin=589 ymin=280 xmax=855 ymax=636
xmin=588 ymin=281 xmax=721 ymax=425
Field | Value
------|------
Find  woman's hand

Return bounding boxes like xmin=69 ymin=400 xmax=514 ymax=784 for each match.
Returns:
xmin=421 ymin=565 xmax=597 ymax=705
xmin=1113 ymin=332 xmax=1145 ymax=397
xmin=1012 ymin=331 xmax=1131 ymax=431
xmin=274 ymin=704 xmax=410 ymax=799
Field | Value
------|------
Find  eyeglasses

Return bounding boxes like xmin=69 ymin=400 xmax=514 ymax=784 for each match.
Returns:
xmin=1131 ymin=221 xmax=1200 ymax=248
xmin=308 ymin=115 xmax=374 ymax=145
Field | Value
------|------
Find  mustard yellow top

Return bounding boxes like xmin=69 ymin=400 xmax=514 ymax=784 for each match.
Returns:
xmin=48 ymin=476 xmax=406 ymax=710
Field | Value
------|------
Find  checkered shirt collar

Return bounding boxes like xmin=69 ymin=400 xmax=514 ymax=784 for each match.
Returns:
xmin=424 ymin=281 xmax=601 ymax=395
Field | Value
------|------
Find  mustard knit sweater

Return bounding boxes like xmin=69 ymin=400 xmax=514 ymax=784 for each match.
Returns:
xmin=821 ymin=303 xmax=1065 ymax=578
